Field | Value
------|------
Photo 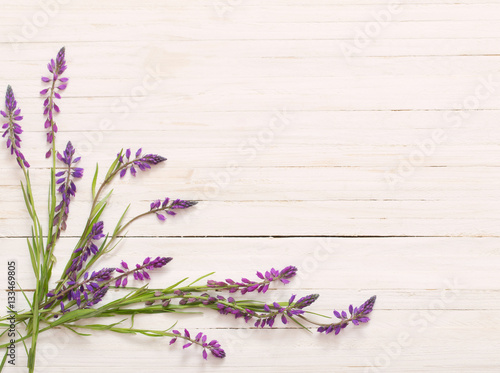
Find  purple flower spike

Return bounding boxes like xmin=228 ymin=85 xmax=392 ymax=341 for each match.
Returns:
xmin=170 ymin=199 xmax=199 ymax=209
xmin=52 ymin=141 xmax=83 ymax=233
xmin=212 ymin=294 xmax=319 ymax=328
xmin=66 ymin=221 xmax=105 ymax=276
xmin=294 ymin=294 xmax=319 ymax=309
xmin=46 ymin=267 xmax=116 ymax=312
xmin=114 ymin=257 xmax=172 ymax=288
xmin=207 ymin=265 xmax=297 ymax=295
xmin=317 ymin=296 xmax=376 ymax=336
xmin=141 ymin=154 xmax=167 ymax=165
xmin=2 ymin=86 xmax=29 ymax=168
xmin=170 ymin=328 xmax=225 ymax=360
xmin=41 ymin=47 xmax=68 ymax=154
xmin=117 ymin=148 xmax=167 ymax=178
xmin=148 ymin=197 xmax=198 ymax=221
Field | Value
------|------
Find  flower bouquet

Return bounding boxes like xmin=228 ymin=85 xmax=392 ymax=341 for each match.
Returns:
xmin=0 ymin=47 xmax=376 ymax=372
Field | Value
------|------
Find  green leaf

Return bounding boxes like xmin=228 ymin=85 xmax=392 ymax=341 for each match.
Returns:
xmin=16 ymin=282 xmax=33 ymax=309
xmin=304 ymin=310 xmax=330 ymax=319
xmin=91 ymin=190 xmax=113 ymax=218
xmin=105 ymin=151 xmax=122 ymax=181
xmin=163 ymin=277 xmax=189 ymax=292
xmin=49 ymin=309 xmax=96 ymax=327
xmin=293 ymin=316 xmax=313 ymax=333
xmin=0 ymin=348 xmax=8 ymax=371
xmin=63 ymin=325 xmax=92 ymax=337
xmin=17 ymin=327 xmax=30 ymax=357
xmin=26 ymin=238 xmax=39 ymax=280
xmin=20 ymin=182 xmax=34 ymax=219
xmin=67 ymin=319 xmax=127 ymax=333
xmin=188 ymin=272 xmax=216 ymax=287
xmin=91 ymin=163 xmax=99 ymax=200
xmin=112 ymin=204 xmax=131 ymax=236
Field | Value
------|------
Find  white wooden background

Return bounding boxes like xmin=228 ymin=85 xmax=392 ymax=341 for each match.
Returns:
xmin=1 ymin=0 xmax=500 ymax=372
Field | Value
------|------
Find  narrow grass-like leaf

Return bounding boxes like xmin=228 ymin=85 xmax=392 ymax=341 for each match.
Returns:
xmin=163 ymin=277 xmax=189 ymax=292
xmin=16 ymin=282 xmax=33 ymax=309
xmin=50 ymin=309 xmax=97 ymax=327
xmin=291 ymin=316 xmax=313 ymax=333
xmin=26 ymin=239 xmax=38 ymax=280
xmin=188 ymin=272 xmax=216 ymax=287
xmin=112 ymin=204 xmax=130 ymax=236
xmin=17 ymin=327 xmax=30 ymax=357
xmin=0 ymin=348 xmax=8 ymax=371
xmin=63 ymin=325 xmax=92 ymax=336
xmin=304 ymin=310 xmax=330 ymax=319
xmin=104 ymin=151 xmax=122 ymax=181
xmin=91 ymin=163 xmax=99 ymax=200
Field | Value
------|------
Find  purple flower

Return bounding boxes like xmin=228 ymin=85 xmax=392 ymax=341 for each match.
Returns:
xmin=294 ymin=294 xmax=319 ymax=309
xmin=190 ymin=292 xmax=316 ymax=328
xmin=53 ymin=141 xmax=83 ymax=232
xmin=252 ymin=295 xmax=319 ymax=328
xmin=46 ymin=267 xmax=116 ymax=312
xmin=86 ymin=285 xmax=109 ymax=307
xmin=41 ymin=47 xmax=68 ymax=155
xmin=2 ymin=86 xmax=29 ymax=168
xmin=317 ymin=295 xmax=376 ymax=335
xmin=66 ymin=221 xmax=105 ymax=276
xmin=140 ymin=153 xmax=167 ymax=165
xmin=89 ymin=267 xmax=116 ymax=282
xmin=150 ymin=197 xmax=198 ymax=221
xmin=169 ymin=328 xmax=225 ymax=359
xmin=207 ymin=265 xmax=297 ymax=294
xmin=117 ymin=148 xmax=167 ymax=178
xmin=114 ymin=256 xmax=173 ymax=288
xmin=349 ymin=295 xmax=376 ymax=325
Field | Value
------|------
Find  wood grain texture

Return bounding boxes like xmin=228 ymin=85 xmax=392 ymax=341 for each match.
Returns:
xmin=1 ymin=0 xmax=500 ymax=372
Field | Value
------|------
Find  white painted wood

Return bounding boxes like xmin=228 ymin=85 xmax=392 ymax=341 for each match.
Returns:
xmin=1 ymin=0 xmax=500 ymax=372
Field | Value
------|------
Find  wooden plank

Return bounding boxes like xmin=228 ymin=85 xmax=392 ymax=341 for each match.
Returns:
xmin=1 ymin=237 xmax=499 ymax=289
xmin=0 ymin=166 xmax=499 ymax=202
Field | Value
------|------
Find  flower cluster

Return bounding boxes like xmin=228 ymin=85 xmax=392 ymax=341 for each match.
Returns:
xmin=45 ymin=267 xmax=116 ymax=312
xmin=170 ymin=329 xmax=225 ymax=360
xmin=41 ymin=47 xmax=68 ymax=156
xmin=317 ymin=295 xmax=376 ymax=335
xmin=293 ymin=293 xmax=320 ymax=309
xmin=1 ymin=86 xmax=29 ymax=168
xmin=46 ymin=257 xmax=172 ymax=313
xmin=68 ymin=268 xmax=115 ymax=309
xmin=53 ymin=141 xmax=83 ymax=231
xmin=66 ymin=221 xmax=105 ymax=276
xmin=114 ymin=256 xmax=173 ymax=287
xmin=118 ymin=148 xmax=167 ymax=178
xmin=207 ymin=265 xmax=297 ymax=294
xmin=252 ymin=294 xmax=319 ymax=327
xmin=169 ymin=291 xmax=319 ymax=328
xmin=149 ymin=198 xmax=198 ymax=221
